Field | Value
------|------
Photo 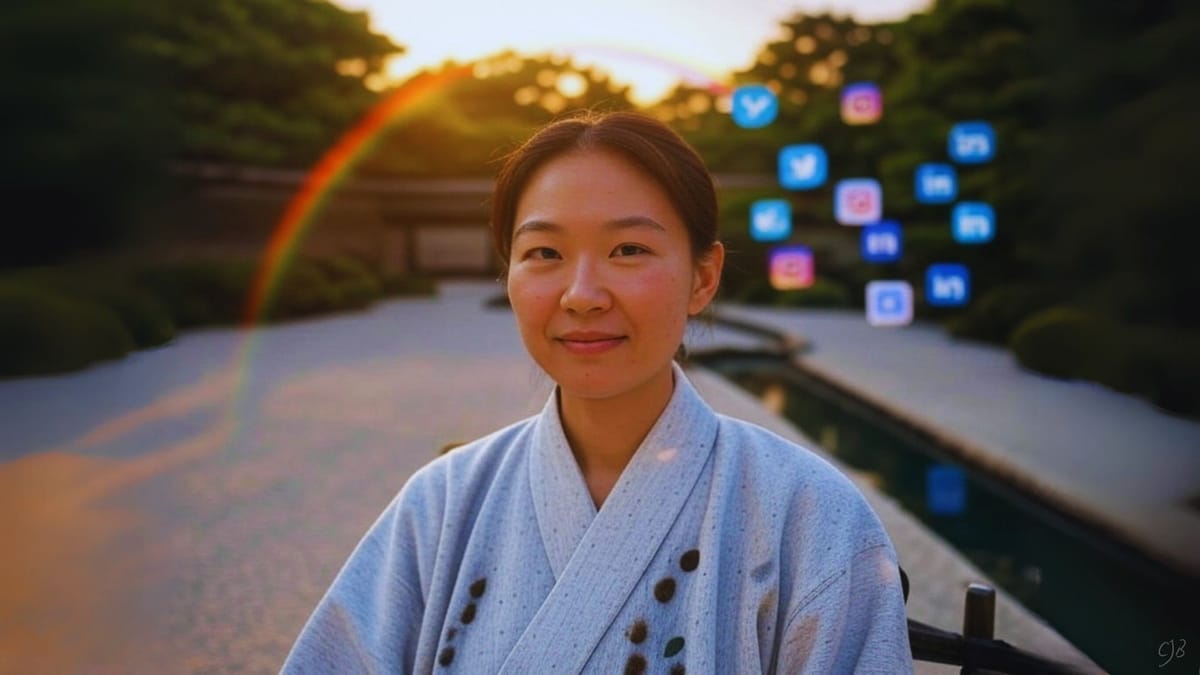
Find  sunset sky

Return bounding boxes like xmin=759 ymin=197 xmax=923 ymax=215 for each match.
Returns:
xmin=333 ymin=0 xmax=931 ymax=103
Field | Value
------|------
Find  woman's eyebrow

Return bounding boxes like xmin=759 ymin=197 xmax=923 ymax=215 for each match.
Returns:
xmin=513 ymin=216 xmax=666 ymax=240
xmin=604 ymin=216 xmax=667 ymax=233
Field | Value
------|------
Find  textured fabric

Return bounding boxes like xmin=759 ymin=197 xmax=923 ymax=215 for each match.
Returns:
xmin=282 ymin=364 xmax=912 ymax=674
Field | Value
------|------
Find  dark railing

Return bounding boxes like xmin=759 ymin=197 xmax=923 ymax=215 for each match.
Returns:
xmin=904 ymin=575 xmax=1087 ymax=674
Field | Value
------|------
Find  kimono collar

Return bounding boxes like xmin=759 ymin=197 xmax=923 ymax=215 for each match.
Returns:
xmin=508 ymin=362 xmax=721 ymax=673
xmin=527 ymin=361 xmax=720 ymax=580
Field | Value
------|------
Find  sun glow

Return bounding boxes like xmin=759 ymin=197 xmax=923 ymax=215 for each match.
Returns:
xmin=334 ymin=0 xmax=930 ymax=104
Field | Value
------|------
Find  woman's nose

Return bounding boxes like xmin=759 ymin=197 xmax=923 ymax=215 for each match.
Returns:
xmin=560 ymin=258 xmax=611 ymax=314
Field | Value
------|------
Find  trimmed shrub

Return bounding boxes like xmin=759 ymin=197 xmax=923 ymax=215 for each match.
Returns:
xmin=135 ymin=259 xmax=257 ymax=327
xmin=265 ymin=259 xmax=342 ymax=319
xmin=80 ymin=284 xmax=176 ymax=348
xmin=315 ymin=256 xmax=384 ymax=309
xmin=730 ymin=277 xmax=852 ymax=308
xmin=1008 ymin=307 xmax=1113 ymax=380
xmin=947 ymin=283 xmax=1068 ymax=345
xmin=773 ymin=278 xmax=853 ymax=308
xmin=381 ymin=274 xmax=437 ymax=297
xmin=5 ymin=265 xmax=176 ymax=348
xmin=0 ymin=284 xmax=135 ymax=377
xmin=1122 ymin=327 xmax=1200 ymax=417
xmin=1011 ymin=308 xmax=1200 ymax=418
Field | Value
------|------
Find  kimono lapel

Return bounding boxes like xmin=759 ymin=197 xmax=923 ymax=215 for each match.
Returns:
xmin=503 ymin=363 xmax=719 ymax=674
xmin=528 ymin=386 xmax=598 ymax=580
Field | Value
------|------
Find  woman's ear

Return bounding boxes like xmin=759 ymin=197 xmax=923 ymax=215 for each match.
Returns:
xmin=688 ymin=241 xmax=724 ymax=316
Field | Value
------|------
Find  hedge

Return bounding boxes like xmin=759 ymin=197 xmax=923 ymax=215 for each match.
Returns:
xmin=0 ymin=255 xmax=436 ymax=377
xmin=0 ymin=283 xmax=135 ymax=377
xmin=947 ymin=283 xmax=1068 ymax=345
xmin=1010 ymin=307 xmax=1200 ymax=418
xmin=731 ymin=276 xmax=853 ymax=309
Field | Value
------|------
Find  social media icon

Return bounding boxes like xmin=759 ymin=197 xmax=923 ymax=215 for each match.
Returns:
xmin=948 ymin=121 xmax=996 ymax=164
xmin=952 ymin=202 xmax=995 ymax=244
xmin=835 ymin=178 xmax=882 ymax=225
xmin=926 ymin=465 xmax=967 ymax=516
xmin=841 ymin=82 xmax=882 ymax=125
xmin=861 ymin=220 xmax=902 ymax=263
xmin=926 ymin=263 xmax=970 ymax=306
xmin=750 ymin=199 xmax=792 ymax=242
xmin=731 ymin=84 xmax=778 ymax=128
xmin=769 ymin=246 xmax=814 ymax=290
xmin=866 ymin=280 xmax=913 ymax=327
xmin=778 ymin=144 xmax=827 ymax=190
xmin=915 ymin=163 xmax=958 ymax=204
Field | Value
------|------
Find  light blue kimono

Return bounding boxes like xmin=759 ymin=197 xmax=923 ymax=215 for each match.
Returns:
xmin=283 ymin=364 xmax=912 ymax=673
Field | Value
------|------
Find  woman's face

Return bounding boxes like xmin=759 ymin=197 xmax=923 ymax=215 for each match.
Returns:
xmin=506 ymin=148 xmax=722 ymax=404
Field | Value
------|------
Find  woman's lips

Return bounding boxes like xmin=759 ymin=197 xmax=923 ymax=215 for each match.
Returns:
xmin=557 ymin=334 xmax=626 ymax=355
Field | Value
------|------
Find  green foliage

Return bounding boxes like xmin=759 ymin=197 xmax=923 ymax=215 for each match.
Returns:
xmin=1010 ymin=307 xmax=1200 ymax=418
xmin=138 ymin=0 xmax=402 ymax=166
xmin=0 ymin=254 xmax=438 ymax=376
xmin=946 ymin=283 xmax=1066 ymax=344
xmin=4 ymin=265 xmax=177 ymax=348
xmin=737 ymin=277 xmax=853 ymax=308
xmin=357 ymin=53 xmax=635 ymax=177
xmin=135 ymin=259 xmax=258 ymax=327
xmin=1009 ymin=307 xmax=1114 ymax=380
xmin=1123 ymin=327 xmax=1200 ymax=417
xmin=0 ymin=0 xmax=402 ymax=267
xmin=381 ymin=274 xmax=438 ymax=297
xmin=1031 ymin=0 xmax=1200 ymax=330
xmin=316 ymin=256 xmax=384 ymax=309
xmin=0 ymin=284 xmax=135 ymax=377
xmin=0 ymin=0 xmax=174 ymax=266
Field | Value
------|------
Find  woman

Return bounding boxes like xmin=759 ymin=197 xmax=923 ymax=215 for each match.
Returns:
xmin=283 ymin=111 xmax=912 ymax=673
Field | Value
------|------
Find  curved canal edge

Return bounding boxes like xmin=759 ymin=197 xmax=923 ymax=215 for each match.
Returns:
xmin=691 ymin=350 xmax=1199 ymax=675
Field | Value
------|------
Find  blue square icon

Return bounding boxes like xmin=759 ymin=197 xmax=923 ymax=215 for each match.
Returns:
xmin=861 ymin=220 xmax=902 ymax=263
xmin=834 ymin=178 xmax=882 ymax=225
xmin=750 ymin=199 xmax=792 ymax=242
xmin=926 ymin=263 xmax=970 ymax=306
xmin=865 ymin=280 xmax=913 ymax=327
xmin=778 ymin=144 xmax=827 ymax=190
xmin=926 ymin=465 xmax=967 ymax=516
xmin=731 ymin=84 xmax=778 ymax=128
xmin=949 ymin=121 xmax=996 ymax=164
xmin=915 ymin=163 xmax=958 ymax=204
xmin=952 ymin=202 xmax=995 ymax=244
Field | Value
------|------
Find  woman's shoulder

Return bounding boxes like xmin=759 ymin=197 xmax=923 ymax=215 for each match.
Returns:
xmin=399 ymin=414 xmax=539 ymax=503
xmin=713 ymin=414 xmax=854 ymax=488
xmin=713 ymin=414 xmax=890 ymax=542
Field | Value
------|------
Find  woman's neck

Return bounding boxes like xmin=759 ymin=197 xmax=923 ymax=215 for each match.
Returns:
xmin=558 ymin=366 xmax=676 ymax=508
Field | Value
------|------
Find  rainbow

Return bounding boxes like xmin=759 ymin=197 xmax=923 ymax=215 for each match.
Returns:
xmin=241 ymin=48 xmax=732 ymax=329
xmin=54 ymin=47 xmax=735 ymax=467
xmin=241 ymin=64 xmax=474 ymax=326
xmin=225 ymin=49 xmax=734 ymax=431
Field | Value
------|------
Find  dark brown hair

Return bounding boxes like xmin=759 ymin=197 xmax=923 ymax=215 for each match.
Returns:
xmin=490 ymin=111 xmax=719 ymax=273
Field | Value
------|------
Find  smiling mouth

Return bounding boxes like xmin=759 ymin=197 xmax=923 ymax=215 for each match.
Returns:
xmin=556 ymin=335 xmax=627 ymax=354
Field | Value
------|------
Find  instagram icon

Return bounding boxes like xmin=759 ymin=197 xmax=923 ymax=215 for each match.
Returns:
xmin=841 ymin=82 xmax=882 ymax=125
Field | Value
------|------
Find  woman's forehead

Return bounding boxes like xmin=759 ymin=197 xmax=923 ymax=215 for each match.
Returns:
xmin=514 ymin=149 xmax=684 ymax=229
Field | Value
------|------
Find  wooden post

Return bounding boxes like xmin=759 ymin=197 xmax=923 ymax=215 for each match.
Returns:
xmin=961 ymin=583 xmax=995 ymax=674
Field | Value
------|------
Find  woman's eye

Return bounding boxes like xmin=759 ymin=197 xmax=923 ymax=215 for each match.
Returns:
xmin=614 ymin=244 xmax=649 ymax=257
xmin=524 ymin=247 xmax=561 ymax=260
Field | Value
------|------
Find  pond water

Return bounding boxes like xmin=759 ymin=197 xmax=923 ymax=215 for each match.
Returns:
xmin=697 ymin=354 xmax=1198 ymax=675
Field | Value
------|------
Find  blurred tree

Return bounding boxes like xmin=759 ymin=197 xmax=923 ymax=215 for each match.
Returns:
xmin=356 ymin=52 xmax=635 ymax=177
xmin=664 ymin=4 xmax=1046 ymax=312
xmin=1028 ymin=0 xmax=1200 ymax=330
xmin=138 ymin=0 xmax=402 ymax=166
xmin=0 ymin=0 xmax=400 ymax=268
xmin=0 ymin=0 xmax=171 ymax=267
